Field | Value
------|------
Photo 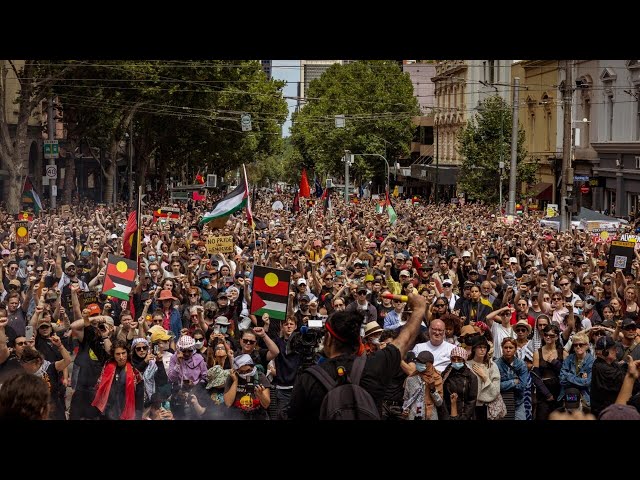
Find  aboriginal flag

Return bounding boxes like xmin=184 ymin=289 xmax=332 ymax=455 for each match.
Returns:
xmin=250 ymin=266 xmax=291 ymax=321
xmin=102 ymin=255 xmax=137 ymax=301
xmin=122 ymin=210 xmax=138 ymax=260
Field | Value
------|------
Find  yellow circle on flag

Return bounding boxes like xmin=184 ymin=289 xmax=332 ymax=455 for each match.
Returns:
xmin=116 ymin=261 xmax=128 ymax=273
xmin=17 ymin=226 xmax=27 ymax=237
xmin=22 ymin=213 xmax=29 ymax=219
xmin=264 ymin=272 xmax=278 ymax=287
xmin=600 ymin=231 xmax=609 ymax=241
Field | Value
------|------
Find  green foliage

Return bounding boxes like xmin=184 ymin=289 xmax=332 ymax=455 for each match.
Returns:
xmin=290 ymin=61 xmax=419 ymax=182
xmin=457 ymin=95 xmax=534 ymax=204
xmin=52 ymin=60 xmax=288 ymax=177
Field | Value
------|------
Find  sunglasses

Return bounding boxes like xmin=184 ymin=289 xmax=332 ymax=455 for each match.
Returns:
xmin=434 ymin=304 xmax=446 ymax=307
xmin=515 ymin=328 xmax=528 ymax=333
xmin=15 ymin=341 xmax=27 ymax=346
xmin=135 ymin=346 xmax=149 ymax=352
xmin=193 ymin=337 xmax=204 ymax=341
xmin=189 ymin=294 xmax=199 ymax=297
xmin=593 ymin=331 xmax=605 ymax=336
xmin=152 ymin=319 xmax=163 ymax=324
xmin=559 ymin=283 xmax=570 ymax=286
xmin=543 ymin=333 xmax=557 ymax=338
xmin=242 ymin=339 xmax=256 ymax=345
xmin=149 ymin=269 xmax=159 ymax=273
xmin=573 ymin=343 xmax=587 ymax=348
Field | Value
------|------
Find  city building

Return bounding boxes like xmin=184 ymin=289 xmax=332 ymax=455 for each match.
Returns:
xmin=298 ymin=60 xmax=344 ymax=107
xmin=591 ymin=60 xmax=640 ymax=217
xmin=260 ymin=60 xmax=272 ymax=80
xmin=430 ymin=60 xmax=512 ymax=201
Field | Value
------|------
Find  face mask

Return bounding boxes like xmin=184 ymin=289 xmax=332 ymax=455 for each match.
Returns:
xmin=194 ymin=341 xmax=204 ymax=349
xmin=370 ymin=337 xmax=380 ymax=345
xmin=219 ymin=326 xmax=228 ymax=334
xmin=27 ymin=266 xmax=33 ymax=271
xmin=415 ymin=363 xmax=427 ymax=372
xmin=452 ymin=362 xmax=465 ymax=370
xmin=148 ymin=255 xmax=156 ymax=262
xmin=238 ymin=367 xmax=256 ymax=380
xmin=576 ymin=308 xmax=583 ymax=315
xmin=201 ymin=278 xmax=210 ymax=286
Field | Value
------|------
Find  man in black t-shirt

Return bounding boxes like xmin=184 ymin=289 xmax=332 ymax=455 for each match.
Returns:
xmin=288 ymin=293 xmax=426 ymax=420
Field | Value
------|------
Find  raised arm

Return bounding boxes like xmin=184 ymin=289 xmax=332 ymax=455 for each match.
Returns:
xmin=391 ymin=293 xmax=427 ymax=358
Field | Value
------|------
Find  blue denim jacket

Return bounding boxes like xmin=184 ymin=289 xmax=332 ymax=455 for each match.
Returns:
xmin=559 ymin=353 xmax=594 ymax=406
xmin=496 ymin=357 xmax=530 ymax=407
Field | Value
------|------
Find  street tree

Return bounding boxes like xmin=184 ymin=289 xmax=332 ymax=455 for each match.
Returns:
xmin=457 ymin=95 xmax=536 ymax=205
xmin=290 ymin=61 xmax=419 ymax=184
xmin=0 ymin=60 xmax=76 ymax=213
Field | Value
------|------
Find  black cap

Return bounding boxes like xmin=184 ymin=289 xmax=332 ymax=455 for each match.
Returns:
xmin=622 ymin=318 xmax=637 ymax=329
xmin=595 ymin=335 xmax=616 ymax=351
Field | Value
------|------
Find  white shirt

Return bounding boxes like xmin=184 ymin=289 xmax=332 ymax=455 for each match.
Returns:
xmin=412 ymin=340 xmax=456 ymax=373
xmin=490 ymin=321 xmax=515 ymax=361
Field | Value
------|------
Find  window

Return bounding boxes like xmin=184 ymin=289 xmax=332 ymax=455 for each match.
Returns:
xmin=488 ymin=60 xmax=495 ymax=83
xmin=635 ymin=156 xmax=640 ymax=170
xmin=529 ymin=113 xmax=536 ymax=152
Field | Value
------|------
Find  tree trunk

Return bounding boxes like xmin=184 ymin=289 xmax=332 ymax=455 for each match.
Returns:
xmin=63 ymin=155 xmax=75 ymax=205
xmin=6 ymin=170 xmax=23 ymax=214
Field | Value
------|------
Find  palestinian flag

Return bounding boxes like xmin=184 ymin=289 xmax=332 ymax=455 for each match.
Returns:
xmin=122 ymin=210 xmax=138 ymax=260
xmin=250 ymin=265 xmax=291 ymax=321
xmin=102 ymin=255 xmax=137 ymax=301
xmin=16 ymin=211 xmax=34 ymax=222
xmin=375 ymin=202 xmax=384 ymax=214
xmin=385 ymin=191 xmax=397 ymax=225
xmin=200 ymin=183 xmax=247 ymax=228
xmin=153 ymin=206 xmax=180 ymax=222
xmin=22 ymin=176 xmax=43 ymax=214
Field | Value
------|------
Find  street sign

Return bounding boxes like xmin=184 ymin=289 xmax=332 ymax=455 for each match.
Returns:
xmin=44 ymin=140 xmax=59 ymax=159
xmin=241 ymin=114 xmax=252 ymax=132
xmin=46 ymin=165 xmax=57 ymax=179
xmin=580 ymin=185 xmax=590 ymax=194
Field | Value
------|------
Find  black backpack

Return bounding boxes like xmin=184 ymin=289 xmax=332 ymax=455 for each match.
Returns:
xmin=307 ymin=354 xmax=381 ymax=420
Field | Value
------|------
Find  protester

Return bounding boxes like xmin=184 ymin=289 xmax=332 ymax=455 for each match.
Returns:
xmin=0 ymin=185 xmax=638 ymax=421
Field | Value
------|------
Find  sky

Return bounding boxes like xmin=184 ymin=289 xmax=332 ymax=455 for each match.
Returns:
xmin=271 ymin=60 xmax=299 ymax=137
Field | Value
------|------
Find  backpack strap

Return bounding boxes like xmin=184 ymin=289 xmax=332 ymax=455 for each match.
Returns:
xmin=308 ymin=365 xmax=337 ymax=392
xmin=349 ymin=354 xmax=367 ymax=386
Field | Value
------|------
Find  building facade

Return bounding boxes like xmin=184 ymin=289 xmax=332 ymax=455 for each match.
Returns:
xmin=591 ymin=60 xmax=640 ymax=217
xmin=430 ymin=60 xmax=512 ymax=201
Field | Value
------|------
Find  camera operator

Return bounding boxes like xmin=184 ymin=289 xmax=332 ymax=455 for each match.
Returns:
xmin=272 ymin=317 xmax=301 ymax=420
xmin=288 ymin=292 xmax=427 ymax=420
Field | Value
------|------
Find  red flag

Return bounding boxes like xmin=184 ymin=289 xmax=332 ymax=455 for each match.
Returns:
xmin=195 ymin=172 xmax=205 ymax=185
xmin=122 ymin=210 xmax=137 ymax=260
xmin=299 ymin=169 xmax=311 ymax=198
xmin=192 ymin=190 xmax=206 ymax=201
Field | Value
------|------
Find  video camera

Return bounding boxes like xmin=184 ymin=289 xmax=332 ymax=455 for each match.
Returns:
xmin=286 ymin=325 xmax=324 ymax=370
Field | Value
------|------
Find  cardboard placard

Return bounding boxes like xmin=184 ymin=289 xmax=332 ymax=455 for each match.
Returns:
xmin=607 ymin=240 xmax=635 ymax=274
xmin=206 ymin=235 xmax=234 ymax=254
xmin=80 ymin=291 xmax=100 ymax=311
xmin=15 ymin=221 xmax=29 ymax=245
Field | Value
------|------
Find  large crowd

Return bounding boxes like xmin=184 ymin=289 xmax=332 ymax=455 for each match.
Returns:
xmin=0 ymin=189 xmax=639 ymax=421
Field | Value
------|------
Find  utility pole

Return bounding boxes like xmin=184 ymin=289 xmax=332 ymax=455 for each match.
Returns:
xmin=506 ymin=77 xmax=520 ymax=216
xmin=48 ymin=97 xmax=56 ymax=209
xmin=435 ymin=121 xmax=439 ymax=204
xmin=344 ymin=150 xmax=351 ymax=202
xmin=128 ymin=121 xmax=134 ymax=207
xmin=560 ymin=61 xmax=573 ymax=232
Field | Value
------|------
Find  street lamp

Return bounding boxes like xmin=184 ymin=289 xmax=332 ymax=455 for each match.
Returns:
xmin=352 ymin=153 xmax=390 ymax=194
